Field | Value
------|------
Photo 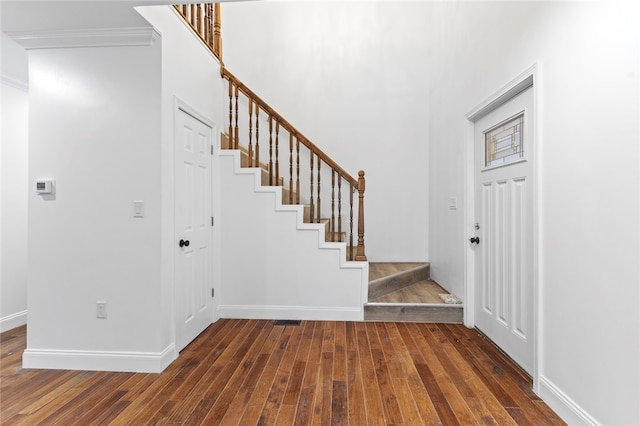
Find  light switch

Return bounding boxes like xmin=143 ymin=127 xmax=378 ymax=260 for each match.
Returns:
xmin=133 ymin=200 xmax=144 ymax=218
xmin=449 ymin=197 xmax=457 ymax=210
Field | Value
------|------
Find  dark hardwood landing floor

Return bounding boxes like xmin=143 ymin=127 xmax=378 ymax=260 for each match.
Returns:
xmin=0 ymin=321 xmax=565 ymax=425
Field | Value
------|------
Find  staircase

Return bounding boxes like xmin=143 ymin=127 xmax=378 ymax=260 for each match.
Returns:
xmin=220 ymin=134 xmax=357 ymax=260
xmin=176 ymin=4 xmax=462 ymax=323
xmin=176 ymin=4 xmax=366 ymax=262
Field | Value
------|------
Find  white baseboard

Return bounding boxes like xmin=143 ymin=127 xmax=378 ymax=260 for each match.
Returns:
xmin=218 ymin=305 xmax=363 ymax=321
xmin=0 ymin=310 xmax=27 ymax=333
xmin=22 ymin=344 xmax=177 ymax=373
xmin=538 ymin=375 xmax=600 ymax=426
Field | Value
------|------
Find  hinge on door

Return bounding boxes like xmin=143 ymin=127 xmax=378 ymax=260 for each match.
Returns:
xmin=211 ymin=145 xmax=214 ymax=155
xmin=211 ymin=288 xmax=215 ymax=298
xmin=211 ymin=216 xmax=214 ymax=227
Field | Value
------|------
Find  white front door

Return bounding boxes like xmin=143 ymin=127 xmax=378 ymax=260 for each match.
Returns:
xmin=175 ymin=107 xmax=214 ymax=352
xmin=473 ymin=87 xmax=534 ymax=374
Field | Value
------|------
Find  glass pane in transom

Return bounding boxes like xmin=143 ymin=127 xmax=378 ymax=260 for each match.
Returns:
xmin=484 ymin=113 xmax=524 ymax=168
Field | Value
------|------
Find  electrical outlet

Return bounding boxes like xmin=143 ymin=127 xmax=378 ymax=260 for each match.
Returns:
xmin=96 ymin=301 xmax=107 ymax=319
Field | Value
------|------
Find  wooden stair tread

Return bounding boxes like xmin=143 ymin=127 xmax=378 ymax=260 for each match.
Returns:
xmin=366 ymin=263 xmax=463 ymax=322
xmin=369 ymin=262 xmax=428 ymax=281
xmin=221 ymin=134 xmax=285 ymax=186
xmin=364 ymin=303 xmax=463 ymax=323
xmin=368 ymin=263 xmax=430 ymax=299
xmin=370 ymin=279 xmax=446 ymax=304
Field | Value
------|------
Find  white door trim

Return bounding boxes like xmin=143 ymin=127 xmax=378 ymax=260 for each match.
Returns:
xmin=463 ymin=63 xmax=542 ymax=392
xmin=172 ymin=96 xmax=217 ymax=351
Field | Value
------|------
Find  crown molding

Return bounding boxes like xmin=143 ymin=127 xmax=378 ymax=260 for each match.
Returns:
xmin=6 ymin=27 xmax=161 ymax=50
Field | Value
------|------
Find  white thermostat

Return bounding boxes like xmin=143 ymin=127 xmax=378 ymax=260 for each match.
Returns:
xmin=35 ymin=179 xmax=54 ymax=194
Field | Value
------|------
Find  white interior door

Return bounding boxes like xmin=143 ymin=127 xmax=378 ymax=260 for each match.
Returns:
xmin=175 ymin=107 xmax=214 ymax=352
xmin=473 ymin=87 xmax=534 ymax=374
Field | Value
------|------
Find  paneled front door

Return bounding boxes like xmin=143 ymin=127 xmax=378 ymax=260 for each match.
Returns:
xmin=472 ymin=86 xmax=534 ymax=374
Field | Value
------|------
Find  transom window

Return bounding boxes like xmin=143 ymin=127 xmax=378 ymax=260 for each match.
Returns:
xmin=484 ymin=112 xmax=524 ymax=168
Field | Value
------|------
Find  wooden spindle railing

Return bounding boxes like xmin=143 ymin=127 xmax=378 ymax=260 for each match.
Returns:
xmin=174 ymin=3 xmax=366 ymax=261
xmin=173 ymin=4 xmax=222 ymax=60
xmin=222 ymin=68 xmax=367 ymax=261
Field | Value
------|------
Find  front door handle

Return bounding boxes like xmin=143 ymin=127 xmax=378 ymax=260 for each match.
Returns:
xmin=179 ymin=239 xmax=190 ymax=248
xmin=469 ymin=237 xmax=480 ymax=244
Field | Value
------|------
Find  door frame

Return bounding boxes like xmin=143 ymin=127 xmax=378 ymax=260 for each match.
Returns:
xmin=172 ymin=96 xmax=218 ymax=350
xmin=463 ymin=64 xmax=542 ymax=391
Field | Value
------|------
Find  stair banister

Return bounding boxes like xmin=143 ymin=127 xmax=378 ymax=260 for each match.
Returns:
xmin=175 ymin=3 xmax=367 ymax=261
xmin=221 ymin=70 xmax=359 ymax=187
xmin=222 ymin=68 xmax=367 ymax=261
xmin=173 ymin=4 xmax=222 ymax=60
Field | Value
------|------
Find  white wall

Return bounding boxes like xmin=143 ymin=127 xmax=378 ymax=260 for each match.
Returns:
xmin=221 ymin=2 xmax=431 ymax=262
xmin=138 ymin=5 xmax=367 ymax=324
xmin=23 ymin=36 xmax=167 ymax=372
xmin=1 ymin=33 xmax=29 ymax=332
xmin=135 ymin=4 xmax=226 ymax=358
xmin=425 ymin=2 xmax=639 ymax=425
xmin=15 ymin=3 xmax=227 ymax=371
xmin=221 ymin=1 xmax=639 ymax=423
xmin=218 ymin=151 xmax=367 ymax=321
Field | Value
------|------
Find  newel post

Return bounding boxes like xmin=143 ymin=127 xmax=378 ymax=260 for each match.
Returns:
xmin=355 ymin=170 xmax=367 ymax=261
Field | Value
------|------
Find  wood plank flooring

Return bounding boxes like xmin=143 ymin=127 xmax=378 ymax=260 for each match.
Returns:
xmin=0 ymin=321 xmax=565 ymax=425
xmin=369 ymin=262 xmax=446 ymax=305
xmin=371 ymin=280 xmax=452 ymax=304
xmin=369 ymin=263 xmax=426 ymax=282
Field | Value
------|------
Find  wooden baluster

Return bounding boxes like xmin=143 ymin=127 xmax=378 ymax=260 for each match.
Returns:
xmin=289 ymin=133 xmax=294 ymax=204
xmin=255 ymin=106 xmax=260 ymax=166
xmin=196 ymin=4 xmax=202 ymax=37
xmin=206 ymin=4 xmax=213 ymax=49
xmin=214 ymin=3 xmax=222 ymax=59
xmin=309 ymin=151 xmax=314 ymax=223
xmin=349 ymin=184 xmax=354 ymax=260
xmin=338 ymin=175 xmax=342 ymax=242
xmin=355 ymin=170 xmax=367 ymax=261
xmin=275 ymin=122 xmax=280 ymax=185
xmin=234 ymin=85 xmax=239 ymax=149
xmin=181 ymin=5 xmax=187 ymax=17
xmin=331 ymin=170 xmax=336 ymax=241
xmin=214 ymin=3 xmax=220 ymax=50
xmin=296 ymin=138 xmax=300 ymax=204
xmin=248 ymin=100 xmax=253 ymax=167
xmin=227 ymin=80 xmax=233 ymax=149
xmin=268 ymin=116 xmax=273 ymax=185
xmin=316 ymin=156 xmax=321 ymax=223
xmin=191 ymin=5 xmax=196 ymax=29
xmin=203 ymin=4 xmax=207 ymax=39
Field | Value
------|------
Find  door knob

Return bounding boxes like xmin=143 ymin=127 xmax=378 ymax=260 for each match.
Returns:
xmin=469 ymin=237 xmax=480 ymax=244
xmin=179 ymin=239 xmax=190 ymax=247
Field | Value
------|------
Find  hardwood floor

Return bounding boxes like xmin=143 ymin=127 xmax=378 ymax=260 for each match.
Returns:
xmin=0 ymin=321 xmax=565 ymax=425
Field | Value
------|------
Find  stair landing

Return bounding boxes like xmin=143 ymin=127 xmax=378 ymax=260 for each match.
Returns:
xmin=365 ymin=262 xmax=463 ymax=323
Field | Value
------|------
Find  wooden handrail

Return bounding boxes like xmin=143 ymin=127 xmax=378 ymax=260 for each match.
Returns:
xmin=222 ymin=68 xmax=358 ymax=188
